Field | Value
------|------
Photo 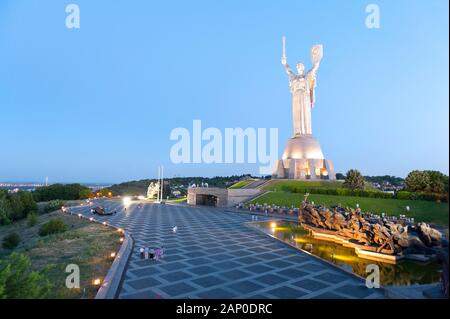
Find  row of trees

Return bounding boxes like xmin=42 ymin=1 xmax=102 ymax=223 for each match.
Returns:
xmin=105 ymin=175 xmax=254 ymax=196
xmin=0 ymin=190 xmax=37 ymax=225
xmin=32 ymin=183 xmax=92 ymax=202
xmin=1 ymin=183 xmax=95 ymax=225
xmin=405 ymin=170 xmax=448 ymax=195
xmin=341 ymin=169 xmax=448 ymax=201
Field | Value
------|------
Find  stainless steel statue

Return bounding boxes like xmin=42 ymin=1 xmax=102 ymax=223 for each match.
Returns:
xmin=272 ymin=37 xmax=335 ymax=180
xmin=282 ymin=38 xmax=323 ymax=136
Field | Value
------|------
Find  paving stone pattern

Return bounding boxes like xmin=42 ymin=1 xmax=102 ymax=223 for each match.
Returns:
xmin=71 ymin=200 xmax=385 ymax=299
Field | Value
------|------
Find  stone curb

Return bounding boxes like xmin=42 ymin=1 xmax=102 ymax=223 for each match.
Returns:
xmin=95 ymin=229 xmax=133 ymax=299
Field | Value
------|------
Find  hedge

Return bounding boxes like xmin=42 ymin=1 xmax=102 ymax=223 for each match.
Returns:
xmin=289 ymin=187 xmax=448 ymax=202
xmin=395 ymin=191 xmax=448 ymax=202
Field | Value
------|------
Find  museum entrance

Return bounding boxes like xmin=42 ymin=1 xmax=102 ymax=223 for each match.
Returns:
xmin=196 ymin=194 xmax=218 ymax=206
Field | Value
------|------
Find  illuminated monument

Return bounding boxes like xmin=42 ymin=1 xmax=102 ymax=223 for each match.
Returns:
xmin=272 ymin=38 xmax=335 ymax=180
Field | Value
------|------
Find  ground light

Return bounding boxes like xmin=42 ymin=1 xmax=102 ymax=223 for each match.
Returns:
xmin=110 ymin=252 xmax=116 ymax=258
xmin=92 ymin=278 xmax=101 ymax=286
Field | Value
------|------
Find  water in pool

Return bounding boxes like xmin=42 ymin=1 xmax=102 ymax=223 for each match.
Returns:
xmin=250 ymin=220 xmax=442 ymax=286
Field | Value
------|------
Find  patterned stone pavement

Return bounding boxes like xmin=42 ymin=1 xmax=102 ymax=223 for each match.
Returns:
xmin=70 ymin=200 xmax=385 ymax=299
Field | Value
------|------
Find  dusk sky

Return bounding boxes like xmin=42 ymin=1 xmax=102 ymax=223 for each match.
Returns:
xmin=0 ymin=0 xmax=448 ymax=183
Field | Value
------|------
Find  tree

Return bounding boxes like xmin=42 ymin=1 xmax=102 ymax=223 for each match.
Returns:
xmin=0 ymin=253 xmax=51 ymax=298
xmin=17 ymin=191 xmax=37 ymax=214
xmin=405 ymin=170 xmax=449 ymax=194
xmin=425 ymin=170 xmax=447 ymax=194
xmin=162 ymin=181 xmax=172 ymax=199
xmin=79 ymin=189 xmax=93 ymax=199
xmin=405 ymin=170 xmax=431 ymax=192
xmin=335 ymin=173 xmax=345 ymax=180
xmin=343 ymin=169 xmax=365 ymax=191
xmin=0 ymin=191 xmax=12 ymax=225
xmin=8 ymin=194 xmax=25 ymax=221
xmin=0 ymin=191 xmax=38 ymax=225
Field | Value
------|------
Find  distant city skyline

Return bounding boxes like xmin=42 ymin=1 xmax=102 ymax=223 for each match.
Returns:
xmin=1 ymin=0 xmax=448 ymax=183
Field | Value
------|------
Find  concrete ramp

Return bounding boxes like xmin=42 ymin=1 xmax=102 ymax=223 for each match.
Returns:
xmin=242 ymin=179 xmax=270 ymax=189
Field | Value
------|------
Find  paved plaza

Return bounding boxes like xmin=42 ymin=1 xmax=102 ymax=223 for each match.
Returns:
xmin=71 ymin=200 xmax=385 ymax=299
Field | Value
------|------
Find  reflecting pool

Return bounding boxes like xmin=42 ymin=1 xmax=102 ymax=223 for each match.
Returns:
xmin=251 ymin=220 xmax=442 ymax=286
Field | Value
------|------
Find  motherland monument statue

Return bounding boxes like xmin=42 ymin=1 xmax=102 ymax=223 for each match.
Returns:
xmin=272 ymin=37 xmax=335 ymax=180
xmin=281 ymin=41 xmax=322 ymax=136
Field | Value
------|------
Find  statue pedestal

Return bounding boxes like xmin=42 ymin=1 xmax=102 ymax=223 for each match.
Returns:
xmin=272 ymin=134 xmax=335 ymax=180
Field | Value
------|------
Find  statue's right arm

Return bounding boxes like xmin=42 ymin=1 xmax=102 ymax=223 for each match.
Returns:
xmin=284 ymin=63 xmax=295 ymax=80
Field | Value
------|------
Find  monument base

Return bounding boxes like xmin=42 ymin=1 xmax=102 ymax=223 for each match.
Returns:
xmin=272 ymin=134 xmax=335 ymax=180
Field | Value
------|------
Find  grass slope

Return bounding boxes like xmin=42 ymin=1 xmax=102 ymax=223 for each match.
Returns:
xmin=0 ymin=211 xmax=121 ymax=298
xmin=251 ymin=191 xmax=449 ymax=225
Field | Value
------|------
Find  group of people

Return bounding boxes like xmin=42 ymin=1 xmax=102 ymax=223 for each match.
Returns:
xmin=139 ymin=246 xmax=165 ymax=260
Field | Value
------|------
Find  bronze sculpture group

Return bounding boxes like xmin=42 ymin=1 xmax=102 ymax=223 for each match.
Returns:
xmin=298 ymin=195 xmax=446 ymax=256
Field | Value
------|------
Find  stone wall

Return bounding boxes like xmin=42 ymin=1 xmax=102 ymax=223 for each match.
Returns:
xmin=187 ymin=187 xmax=261 ymax=207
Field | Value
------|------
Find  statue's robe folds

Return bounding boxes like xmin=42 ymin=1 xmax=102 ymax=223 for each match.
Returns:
xmin=285 ymin=65 xmax=317 ymax=136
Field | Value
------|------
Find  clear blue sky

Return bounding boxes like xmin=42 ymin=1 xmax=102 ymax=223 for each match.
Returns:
xmin=0 ymin=0 xmax=448 ymax=183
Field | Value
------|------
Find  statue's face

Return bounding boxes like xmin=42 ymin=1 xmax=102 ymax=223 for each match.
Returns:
xmin=296 ymin=63 xmax=305 ymax=74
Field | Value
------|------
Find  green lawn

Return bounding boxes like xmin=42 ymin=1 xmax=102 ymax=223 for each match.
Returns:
xmin=250 ymin=191 xmax=449 ymax=225
xmin=229 ymin=180 xmax=255 ymax=189
xmin=263 ymin=180 xmax=377 ymax=191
